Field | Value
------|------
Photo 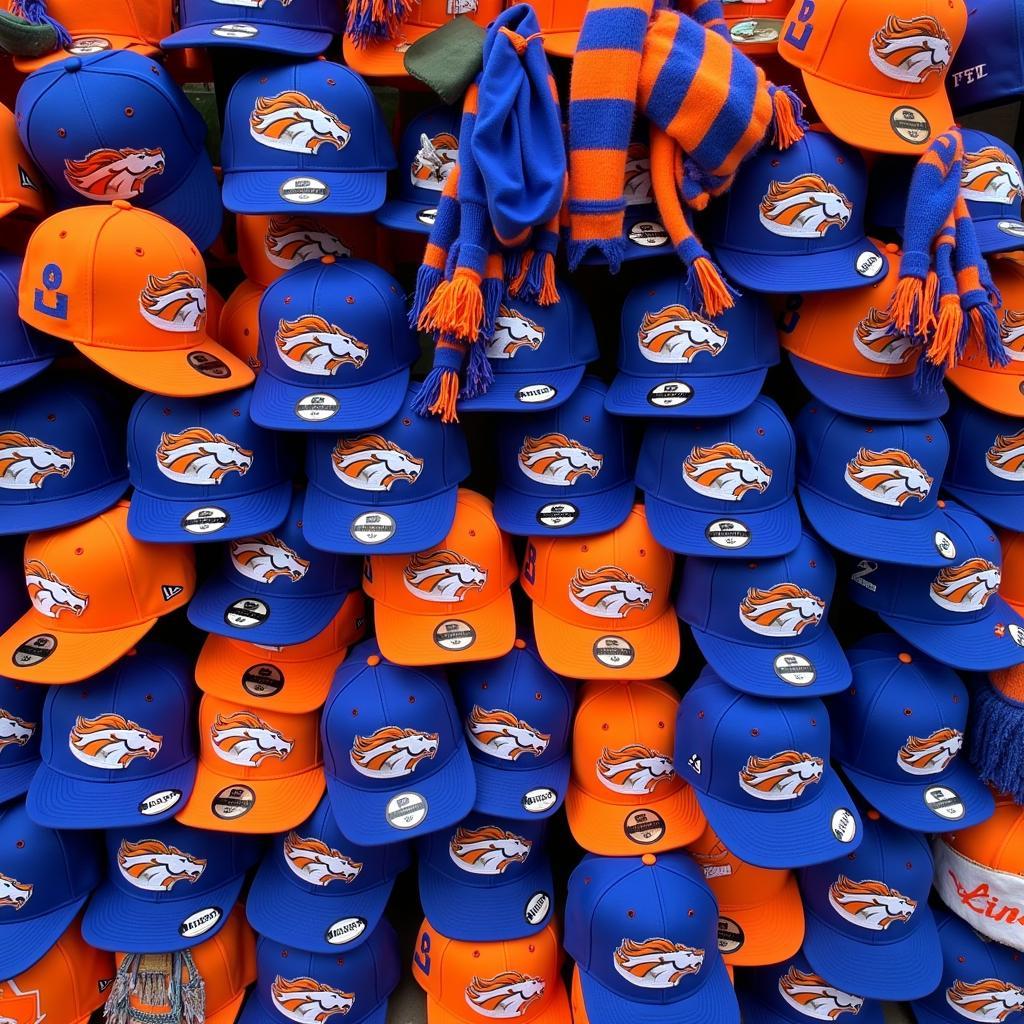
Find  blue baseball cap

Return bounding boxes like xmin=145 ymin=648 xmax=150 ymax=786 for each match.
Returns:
xmin=0 ymin=372 xmax=128 ymax=535
xmin=677 ymin=668 xmax=861 ymax=869
xmin=451 ymin=638 xmax=574 ymax=820
xmin=709 ymin=129 xmax=886 ymax=293
xmin=127 ymin=385 xmax=292 ymax=543
xmin=606 ymin=271 xmax=778 ymax=418
xmin=0 ymin=252 xmax=57 ymax=392
xmin=0 ymin=799 xmax=102 ymax=978
xmin=847 ymin=499 xmax=1024 ymax=670
xmin=321 ymin=640 xmax=476 ymax=846
xmin=25 ymin=640 xmax=198 ymax=829
xmin=162 ymin=0 xmax=342 ymax=56
xmin=16 ymin=51 xmax=221 ymax=251
xmin=238 ymin=924 xmax=400 ymax=1024
xmin=494 ymin=376 xmax=636 ymax=537
xmin=565 ymin=852 xmax=739 ymax=1024
xmin=417 ymin=811 xmax=554 ymax=942
xmin=302 ymin=383 xmax=470 ymax=554
xmin=187 ymin=489 xmax=361 ymax=645
xmin=795 ymin=404 xmax=954 ymax=567
xmin=246 ymin=793 xmax=410 ymax=953
xmin=638 ymin=395 xmax=801 ymax=558
xmin=222 ymin=61 xmax=395 ymax=216
xmin=798 ymin=813 xmax=941 ymax=1001
xmin=251 ymin=257 xmax=417 ymax=432
xmin=375 ymin=106 xmax=460 ymax=235
xmin=0 ymin=676 xmax=44 ymax=804
xmin=82 ymin=818 xmax=261 ymax=952
xmin=677 ymin=531 xmax=850 ymax=698
xmin=949 ymin=0 xmax=1024 ymax=114
xmin=457 ymin=280 xmax=599 ymax=412
xmin=829 ymin=633 xmax=994 ymax=833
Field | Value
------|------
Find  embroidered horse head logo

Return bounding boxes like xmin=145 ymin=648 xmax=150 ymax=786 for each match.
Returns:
xmin=411 ymin=132 xmax=458 ymax=190
xmin=464 ymin=972 xmax=545 ymax=1019
xmin=930 ymin=558 xmax=1001 ymax=613
xmin=0 ymin=709 xmax=35 ymax=751
xmin=613 ymin=938 xmax=704 ymax=989
xmin=271 ymin=977 xmax=355 ymax=1024
xmin=759 ymin=175 xmax=852 ymax=238
xmin=156 ymin=428 xmax=253 ymax=485
xmin=331 ymin=435 xmax=423 ymax=491
xmin=596 ymin=743 xmax=676 ymax=795
xmin=486 ymin=306 xmax=545 ymax=358
xmin=844 ymin=447 xmax=933 ymax=507
xmin=282 ymin=832 xmax=362 ymax=886
xmin=250 ymin=92 xmax=351 ymax=154
xmin=987 ymin=429 xmax=1024 ymax=481
xmin=683 ymin=442 xmax=772 ymax=501
xmin=265 ymin=216 xmax=349 ymax=270
xmin=962 ymin=147 xmax=1024 ymax=205
xmin=947 ymin=979 xmax=1024 ymax=1022
xmin=870 ymin=15 xmax=952 ymax=83
xmin=117 ymin=838 xmax=206 ymax=891
xmin=853 ymin=308 xmax=915 ymax=364
xmin=465 ymin=706 xmax=550 ymax=761
xmin=624 ymin=141 xmax=652 ymax=205
xmin=403 ymin=550 xmax=487 ymax=602
xmin=231 ymin=533 xmax=311 ymax=583
xmin=637 ymin=305 xmax=728 ymax=363
xmin=275 ymin=315 xmax=368 ymax=376
xmin=778 ymin=965 xmax=864 ymax=1020
xmin=139 ymin=271 xmax=206 ymax=333
xmin=0 ymin=432 xmax=74 ymax=490
xmin=69 ymin=714 xmax=162 ymax=770
xmin=739 ymin=750 xmax=823 ymax=801
xmin=828 ymin=875 xmax=918 ymax=930
xmin=1000 ymin=310 xmax=1024 ymax=361
xmin=0 ymin=873 xmax=32 ymax=910
xmin=898 ymin=727 xmax=963 ymax=776
xmin=350 ymin=725 xmax=439 ymax=778
xmin=569 ymin=567 xmax=653 ymax=619
xmin=449 ymin=825 xmax=532 ymax=875
xmin=64 ymin=147 xmax=165 ymax=200
xmin=24 ymin=560 xmax=87 ymax=619
xmin=739 ymin=583 xmax=825 ymax=637
xmin=211 ymin=710 xmax=294 ymax=766
xmin=518 ymin=434 xmax=603 ymax=486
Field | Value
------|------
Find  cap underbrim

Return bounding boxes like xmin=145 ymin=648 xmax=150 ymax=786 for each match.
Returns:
xmin=0 ymin=757 xmax=40 ymax=804
xmin=161 ymin=23 xmax=334 ymax=56
xmin=712 ymin=238 xmax=887 ymax=293
xmin=469 ymin=751 xmax=570 ymax=821
xmin=240 ymin=991 xmax=387 ymax=1024
xmin=0 ymin=476 xmax=128 ymax=536
xmin=717 ymin=872 xmax=805 ymax=967
xmin=13 ymin=37 xmax=158 ymax=73
xmin=941 ymin=483 xmax=1024 ymax=531
xmin=971 ymin=215 xmax=1024 ymax=255
xmin=375 ymin=198 xmax=439 ymax=235
xmin=146 ymin=148 xmax=224 ymax=253
xmin=947 ymin=367 xmax=1024 ymax=416
xmin=222 ymin=169 xmax=388 ymax=217
xmin=0 ymin=894 xmax=90 ymax=977
xmin=604 ymin=366 xmax=769 ymax=419
xmin=457 ymin=365 xmax=586 ymax=412
xmin=426 ymin=976 xmax=571 ymax=1024
xmin=0 ymin=355 xmax=54 ymax=393
xmin=493 ymin=478 xmax=636 ymax=537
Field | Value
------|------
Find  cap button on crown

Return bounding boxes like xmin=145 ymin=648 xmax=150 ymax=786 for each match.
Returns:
xmin=112 ymin=200 xmax=132 ymax=211
xmin=62 ymin=57 xmax=82 ymax=73
xmin=367 ymin=654 xmax=381 ymax=667
xmin=321 ymin=255 xmax=336 ymax=265
xmin=514 ymin=638 xmax=526 ymax=650
xmin=641 ymin=854 xmax=657 ymax=866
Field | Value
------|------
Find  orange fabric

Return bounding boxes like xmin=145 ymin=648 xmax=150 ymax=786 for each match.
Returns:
xmin=0 ymin=104 xmax=46 ymax=225
xmin=999 ymin=531 xmax=1024 ymax=619
xmin=941 ymin=792 xmax=1024 ymax=872
xmin=217 ymin=279 xmax=264 ymax=373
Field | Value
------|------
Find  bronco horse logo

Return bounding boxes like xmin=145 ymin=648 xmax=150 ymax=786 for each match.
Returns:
xmin=898 ymin=728 xmax=963 ymax=776
xmin=844 ymin=447 xmax=933 ymax=507
xmin=637 ymin=305 xmax=728 ymax=363
xmin=0 ymin=432 xmax=74 ymax=490
xmin=25 ymin=560 xmax=88 ymax=619
xmin=568 ymin=567 xmax=653 ymax=619
xmin=139 ymin=271 xmax=206 ymax=333
xmin=518 ymin=433 xmax=603 ymax=486
xmin=739 ymin=583 xmax=825 ymax=637
xmin=275 ymin=316 xmax=369 ymax=376
xmin=465 ymin=706 xmax=550 ymax=761
xmin=403 ymin=550 xmax=487 ymax=602
xmin=0 ymin=872 xmax=32 ymax=909
xmin=759 ymin=175 xmax=852 ymax=238
xmin=778 ymin=965 xmax=864 ymax=1020
xmin=449 ymin=825 xmax=532 ymax=875
xmin=231 ymin=533 xmax=310 ymax=583
xmin=64 ymin=147 xmax=165 ymax=200
xmin=1001 ymin=311 xmax=1024 ymax=361
xmin=869 ymin=14 xmax=952 ymax=83
xmin=282 ymin=832 xmax=362 ymax=886
xmin=930 ymin=558 xmax=1001 ymax=613
xmin=486 ymin=306 xmax=545 ymax=359
xmin=853 ymin=308 xmax=915 ymax=365
xmin=613 ymin=938 xmax=704 ymax=989
xmin=988 ymin=429 xmax=1024 ymax=481
xmin=271 ymin=977 xmax=354 ymax=1024
xmin=211 ymin=710 xmax=294 ymax=766
xmin=331 ymin=435 xmax=424 ymax=491
xmin=265 ymin=216 xmax=349 ymax=270
xmin=156 ymin=428 xmax=253 ymax=485
xmin=69 ymin=714 xmax=162 ymax=769
xmin=464 ymin=972 xmax=545 ymax=1019
xmin=683 ymin=442 xmax=772 ymax=501
xmin=0 ymin=709 xmax=35 ymax=751
xmin=596 ymin=744 xmax=676 ymax=795
xmin=117 ymin=838 xmax=206 ymax=891
xmin=411 ymin=132 xmax=458 ymax=189
xmin=828 ymin=875 xmax=918 ymax=930
xmin=624 ymin=141 xmax=652 ymax=205
xmin=739 ymin=750 xmax=824 ymax=801
xmin=962 ymin=147 xmax=1024 ymax=205
xmin=249 ymin=92 xmax=350 ymax=154
xmin=947 ymin=979 xmax=1024 ymax=1022
xmin=350 ymin=726 xmax=439 ymax=779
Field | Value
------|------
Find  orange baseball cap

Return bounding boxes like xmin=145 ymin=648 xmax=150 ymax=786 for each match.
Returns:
xmin=176 ymin=694 xmax=325 ymax=834
xmin=0 ymin=915 xmax=113 ymax=1024
xmin=195 ymin=589 xmax=367 ymax=713
xmin=778 ymin=0 xmax=967 ymax=154
xmin=206 ymin=283 xmax=225 ymax=344
xmin=723 ymin=0 xmax=790 ymax=55
xmin=218 ymin=279 xmax=264 ymax=374
xmin=686 ymin=822 xmax=804 ymax=966
xmin=566 ymin=679 xmax=705 ymax=856
xmin=0 ymin=103 xmax=46 ymax=224
xmin=521 ymin=504 xmax=679 ymax=680
xmin=1001 ymin=531 xmax=1024 ymax=617
xmin=531 ymin=0 xmax=586 ymax=57
xmin=19 ymin=202 xmax=254 ymax=397
xmin=948 ymin=258 xmax=1024 ymax=415
xmin=365 ymin=488 xmax=518 ymax=666
xmin=411 ymin=918 xmax=572 ymax=1024
xmin=0 ymin=500 xmax=194 ymax=685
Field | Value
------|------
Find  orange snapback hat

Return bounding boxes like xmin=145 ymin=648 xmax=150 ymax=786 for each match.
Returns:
xmin=218 ymin=278 xmax=264 ymax=374
xmin=531 ymin=0 xmax=587 ymax=57
xmin=0 ymin=103 xmax=46 ymax=224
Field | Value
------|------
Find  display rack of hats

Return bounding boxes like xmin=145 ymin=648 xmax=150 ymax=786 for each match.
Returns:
xmin=3 ymin=0 xmax=1024 ymax=1022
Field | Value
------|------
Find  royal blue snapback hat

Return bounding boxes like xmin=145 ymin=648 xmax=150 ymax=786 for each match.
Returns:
xmin=0 ymin=252 xmax=57 ymax=392
xmin=162 ymin=0 xmax=342 ymax=56
xmin=302 ymin=383 xmax=470 ymax=554
xmin=607 ymin=272 xmax=778 ymax=418
xmin=709 ymin=129 xmax=886 ymax=293
xmin=638 ymin=395 xmax=801 ymax=558
xmin=251 ymin=257 xmax=417 ymax=432
xmin=0 ymin=677 xmax=44 ymax=804
xmin=128 ymin=385 xmax=292 ymax=543
xmin=187 ymin=488 xmax=360 ymax=645
xmin=0 ymin=372 xmax=128 ymax=535
xmin=677 ymin=669 xmax=861 ymax=870
xmin=847 ymin=499 xmax=1024 ymax=670
xmin=795 ymin=404 xmax=954 ymax=567
xmin=321 ymin=639 xmax=476 ymax=846
xmin=677 ymin=531 xmax=850 ymax=698
xmin=565 ymin=851 xmax=739 ymax=1024
xmin=16 ymin=51 xmax=221 ymax=251
xmin=949 ymin=0 xmax=1024 ymax=114
xmin=83 ymin=818 xmax=261 ymax=952
xmin=494 ymin=376 xmax=636 ymax=537
xmin=222 ymin=61 xmax=395 ymax=215
xmin=0 ymin=799 xmax=102 ymax=978
xmin=246 ymin=793 xmax=410 ymax=953
xmin=798 ymin=813 xmax=941 ymax=1001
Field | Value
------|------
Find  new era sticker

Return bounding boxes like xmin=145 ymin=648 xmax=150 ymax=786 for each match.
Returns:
xmin=162 ymin=585 xmax=184 ymax=601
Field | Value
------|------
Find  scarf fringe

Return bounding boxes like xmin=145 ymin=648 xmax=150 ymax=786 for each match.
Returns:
xmin=414 ymin=364 xmax=462 ymax=422
xmin=769 ymin=86 xmax=807 ymax=150
xmin=969 ymin=672 xmax=1024 ymax=804
xmin=10 ymin=0 xmax=71 ymax=45
xmin=462 ymin=340 xmax=495 ymax=398
xmin=926 ymin=294 xmax=963 ymax=371
xmin=508 ymin=249 xmax=559 ymax=304
xmin=688 ymin=256 xmax=736 ymax=317
xmin=417 ymin=269 xmax=485 ymax=342
xmin=410 ymin=263 xmax=445 ymax=328
xmin=344 ymin=0 xmax=413 ymax=44
xmin=970 ymin=301 xmax=1006 ymax=367
xmin=568 ymin=237 xmax=624 ymax=274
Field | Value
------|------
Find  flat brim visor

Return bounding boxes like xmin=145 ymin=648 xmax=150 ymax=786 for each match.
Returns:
xmin=542 ymin=30 xmax=579 ymax=58
xmin=941 ymin=483 xmax=1024 ymax=531
xmin=717 ymin=872 xmax=805 ymax=967
xmin=457 ymin=365 xmax=586 ymax=412
xmin=971 ymin=214 xmax=1024 ymax=255
xmin=13 ymin=36 xmax=159 ymax=73
xmin=604 ymin=366 xmax=769 ymax=419
xmin=0 ymin=354 xmax=54 ymax=393
xmin=0 ymin=893 xmax=90 ymax=977
xmin=343 ymin=26 xmax=433 ymax=77
xmin=0 ymin=757 xmax=40 ymax=804
xmin=0 ymin=476 xmax=128 ymax=535
xmin=493 ymin=477 xmax=636 ymax=538
xmin=161 ymin=22 xmax=334 ymax=57
xmin=222 ymin=168 xmax=388 ymax=217
xmin=947 ymin=366 xmax=1024 ymax=416
xmin=208 ymin=991 xmax=247 ymax=1024
xmin=375 ymin=197 xmax=440 ymax=235
xmin=470 ymin=750 xmax=570 ymax=820
xmin=146 ymin=148 xmax=224 ymax=253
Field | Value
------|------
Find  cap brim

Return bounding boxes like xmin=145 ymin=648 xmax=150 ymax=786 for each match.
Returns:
xmin=0 ymin=476 xmax=129 ymax=536
xmin=148 ymin=149 xmax=224 ymax=253
xmin=718 ymin=873 xmax=805 ymax=967
xmin=947 ymin=368 xmax=1024 ymax=416
xmin=493 ymin=478 xmax=636 ymax=538
xmin=161 ymin=23 xmax=334 ymax=56
xmin=426 ymin=974 xmax=571 ymax=1024
xmin=208 ymin=990 xmax=247 ymax=1024
xmin=457 ymin=365 xmax=586 ymax=412
xmin=604 ymin=366 xmax=769 ymax=419
xmin=469 ymin=751 xmax=570 ymax=820
xmin=712 ymin=238 xmax=887 ymax=293
xmin=343 ymin=25 xmax=433 ymax=76
xmin=542 ymin=30 xmax=579 ymax=58
xmin=971 ymin=215 xmax=1024 ymax=255
xmin=222 ymin=169 xmax=388 ymax=217
xmin=240 ymin=991 xmax=387 ymax=1024
xmin=0 ymin=758 xmax=40 ymax=804
xmin=13 ymin=36 xmax=158 ymax=73
xmin=0 ymin=894 xmax=90 ymax=977
xmin=0 ymin=355 xmax=54 ymax=393
xmin=375 ymin=198 xmax=438 ymax=235
xmin=941 ymin=483 xmax=1024 ymax=531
